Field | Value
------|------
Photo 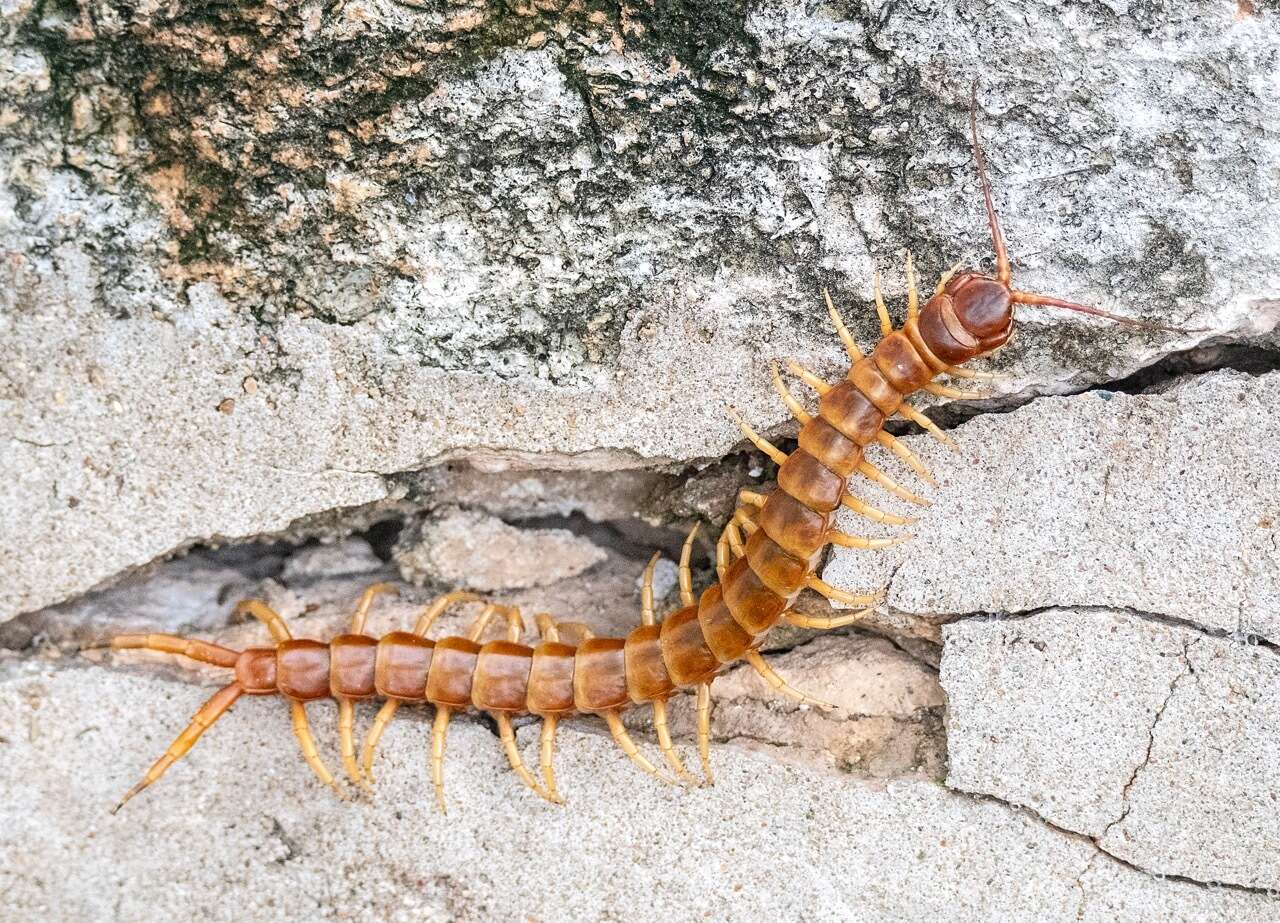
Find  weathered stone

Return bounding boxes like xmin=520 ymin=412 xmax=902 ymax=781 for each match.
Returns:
xmin=393 ymin=507 xmax=608 ymax=591
xmin=824 ymin=371 xmax=1280 ymax=642
xmin=942 ymin=608 xmax=1280 ymax=890
xmin=4 ymin=0 xmax=1278 ymax=621
xmin=706 ymin=635 xmax=946 ymax=779
xmin=2 ymin=660 xmax=1275 ymax=922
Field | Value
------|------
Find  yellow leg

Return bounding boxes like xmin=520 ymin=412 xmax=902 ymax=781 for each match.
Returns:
xmin=828 ymin=530 xmax=912 ymax=550
xmin=232 ymin=599 xmax=291 ymax=643
xmin=696 ymin=683 xmax=714 ymax=785
xmin=603 ymin=711 xmax=675 ymax=785
xmin=785 ymin=359 xmax=831 ymax=395
xmin=110 ymin=633 xmax=240 ymax=668
xmin=290 ymin=700 xmax=343 ymax=798
xmin=112 ymin=683 xmax=243 ymax=813
xmin=858 ymin=459 xmax=932 ymax=507
xmin=539 ymin=714 xmax=563 ymax=803
xmin=925 ymin=382 xmax=986 ymax=400
xmin=934 ymin=258 xmax=967 ymax=295
xmin=905 ymin=251 xmax=919 ymax=320
xmin=873 ymin=270 xmax=892 ymax=336
xmin=945 ymin=365 xmax=1004 ymax=381
xmin=770 ymin=361 xmax=812 ymax=424
xmin=784 ymin=610 xmax=870 ymax=630
xmin=898 ymin=404 xmax=959 ymax=451
xmin=738 ymin=490 xmax=767 ymax=508
xmin=361 ymin=699 xmax=399 ymax=784
xmin=823 ymin=288 xmax=864 ymax=362
xmin=412 ymin=590 xmax=485 ymax=636
xmin=715 ymin=527 xmax=732 ymax=582
xmin=678 ymin=523 xmax=701 ymax=608
xmin=841 ymin=492 xmax=918 ymax=526
xmin=727 ymin=409 xmax=788 ymax=466
xmin=534 ymin=617 xmax=566 ymax=803
xmin=496 ymin=712 xmax=557 ymax=803
xmin=653 ymin=699 xmax=698 ymax=785
xmin=805 ymin=575 xmax=881 ymax=607
xmin=338 ymin=697 xmax=372 ymax=794
xmin=641 ymin=551 xmax=661 ymax=626
xmin=743 ymin=650 xmax=835 ymax=710
xmin=875 ymin=431 xmax=937 ymax=486
xmin=431 ymin=706 xmax=451 ymax=814
xmin=350 ymin=582 xmax=399 ymax=634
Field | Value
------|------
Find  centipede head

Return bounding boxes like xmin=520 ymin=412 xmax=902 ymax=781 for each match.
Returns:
xmin=959 ymin=82 xmax=1203 ymax=348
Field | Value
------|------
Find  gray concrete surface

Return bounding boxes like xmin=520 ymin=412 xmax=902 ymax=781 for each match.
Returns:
xmin=943 ymin=608 xmax=1280 ymax=890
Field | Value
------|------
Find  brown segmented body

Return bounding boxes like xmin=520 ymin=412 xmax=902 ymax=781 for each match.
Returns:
xmin=105 ymin=86 xmax=1195 ymax=812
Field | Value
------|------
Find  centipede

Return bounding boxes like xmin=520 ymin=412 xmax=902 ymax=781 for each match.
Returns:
xmin=103 ymin=86 xmax=1194 ymax=813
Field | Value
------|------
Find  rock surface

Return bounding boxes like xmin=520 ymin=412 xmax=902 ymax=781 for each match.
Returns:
xmin=2 ymin=660 xmax=1276 ymax=923
xmin=942 ymin=608 xmax=1280 ymax=891
xmin=824 ymin=370 xmax=1280 ymax=642
xmin=393 ymin=507 xmax=608 ymax=590
xmin=3 ymin=0 xmax=1279 ymax=620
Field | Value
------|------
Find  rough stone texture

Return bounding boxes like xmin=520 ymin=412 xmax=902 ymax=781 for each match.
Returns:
xmin=392 ymin=507 xmax=608 ymax=590
xmin=4 ymin=0 xmax=1280 ymax=620
xmin=943 ymin=608 xmax=1280 ymax=891
xmin=3 ymin=660 xmax=1276 ymax=923
xmin=707 ymin=634 xmax=947 ymax=779
xmin=824 ymin=370 xmax=1280 ymax=642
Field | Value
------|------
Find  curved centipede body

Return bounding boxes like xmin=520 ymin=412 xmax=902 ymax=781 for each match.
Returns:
xmin=104 ymin=87 xmax=1192 ymax=813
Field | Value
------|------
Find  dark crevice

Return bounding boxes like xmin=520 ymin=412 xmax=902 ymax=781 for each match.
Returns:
xmin=942 ymin=604 xmax=1280 ymax=657
xmin=887 ymin=340 xmax=1280 ymax=435
xmin=953 ymin=788 xmax=1278 ymax=897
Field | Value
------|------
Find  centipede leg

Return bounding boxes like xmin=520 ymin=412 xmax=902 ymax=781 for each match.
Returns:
xmin=112 ymin=682 xmax=243 ymax=813
xmin=905 ymin=251 xmax=919 ymax=321
xmin=805 ymin=575 xmax=882 ymax=608
xmin=539 ymin=715 xmax=563 ymax=804
xmin=602 ymin=711 xmax=676 ymax=786
xmin=109 ymin=633 xmax=240 ymax=668
xmin=743 ymin=650 xmax=835 ymax=710
xmin=350 ymin=581 xmax=398 ymax=634
xmin=873 ymin=270 xmax=892 ymax=336
xmin=431 ymin=705 xmax=451 ymax=814
xmin=841 ymin=491 xmax=918 ymax=527
xmin=770 ymin=361 xmax=812 ymax=424
xmin=496 ymin=712 xmax=558 ymax=803
xmin=875 ymin=431 xmax=937 ymax=487
xmin=727 ymin=409 xmax=788 ymax=466
xmin=828 ymin=530 xmax=912 ymax=550
xmin=822 ymin=288 xmax=864 ymax=361
xmin=696 ymin=683 xmax=714 ymax=786
xmin=233 ymin=599 xmax=292 ymax=643
xmin=858 ymin=459 xmax=932 ymax=507
xmin=784 ymin=610 xmax=871 ymax=630
xmin=361 ymin=700 xmax=400 ymax=784
xmin=944 ymin=365 xmax=1003 ymax=381
xmin=898 ymin=403 xmax=960 ymax=452
xmin=337 ymin=698 xmax=372 ymax=794
xmin=653 ymin=698 xmax=698 ymax=786
xmin=678 ymin=523 xmax=701 ymax=608
xmin=290 ymin=700 xmax=343 ymax=798
xmin=924 ymin=382 xmax=987 ymax=401
xmin=934 ymin=258 xmax=967 ymax=295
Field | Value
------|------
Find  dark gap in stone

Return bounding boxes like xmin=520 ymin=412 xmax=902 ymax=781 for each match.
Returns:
xmin=360 ymin=518 xmax=406 ymax=562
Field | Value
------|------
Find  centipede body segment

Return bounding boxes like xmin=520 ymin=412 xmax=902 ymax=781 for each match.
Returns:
xmin=104 ymin=85 xmax=1189 ymax=813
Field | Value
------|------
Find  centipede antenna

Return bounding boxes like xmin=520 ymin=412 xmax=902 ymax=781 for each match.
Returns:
xmin=969 ymin=80 xmax=1010 ymax=284
xmin=1010 ymin=290 xmax=1205 ymax=334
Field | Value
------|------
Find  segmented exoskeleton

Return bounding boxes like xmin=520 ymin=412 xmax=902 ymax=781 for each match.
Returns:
xmin=106 ymin=87 xmax=1192 ymax=813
